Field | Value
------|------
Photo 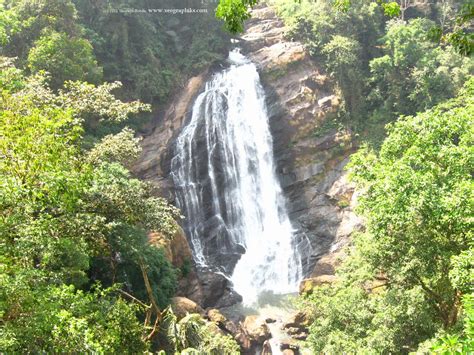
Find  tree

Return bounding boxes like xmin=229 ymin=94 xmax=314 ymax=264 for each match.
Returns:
xmin=300 ymin=78 xmax=474 ymax=352
xmin=0 ymin=62 xmax=179 ymax=352
xmin=27 ymin=31 xmax=102 ymax=89
xmin=161 ymin=308 xmax=240 ymax=354
xmin=369 ymin=18 xmax=472 ymax=117
xmin=322 ymin=35 xmax=364 ymax=114
xmin=218 ymin=0 xmax=473 ymax=55
xmin=216 ymin=0 xmax=259 ymax=33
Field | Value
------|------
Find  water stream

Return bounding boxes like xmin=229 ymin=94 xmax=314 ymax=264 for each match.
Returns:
xmin=171 ymin=49 xmax=308 ymax=306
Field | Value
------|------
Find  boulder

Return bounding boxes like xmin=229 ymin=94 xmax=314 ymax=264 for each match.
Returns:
xmin=207 ymin=308 xmax=227 ymax=324
xmin=293 ymin=332 xmax=308 ymax=341
xmin=283 ymin=311 xmax=309 ymax=330
xmin=207 ymin=309 xmax=239 ymax=335
xmin=198 ymin=270 xmax=243 ymax=308
xmin=241 ymin=315 xmax=271 ymax=344
xmin=282 ymin=311 xmax=309 ymax=342
xmin=171 ymin=297 xmax=204 ymax=319
xmin=280 ymin=340 xmax=299 ymax=353
xmin=285 ymin=327 xmax=301 ymax=336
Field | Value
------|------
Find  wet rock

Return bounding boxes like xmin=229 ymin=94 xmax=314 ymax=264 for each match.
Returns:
xmin=198 ymin=270 xmax=242 ymax=308
xmin=280 ymin=340 xmax=299 ymax=352
xmin=241 ymin=315 xmax=271 ymax=345
xmin=133 ymin=72 xmax=208 ymax=198
xmin=241 ymin=5 xmax=363 ymax=280
xmin=285 ymin=327 xmax=301 ymax=336
xmin=208 ymin=308 xmax=227 ymax=324
xmin=207 ymin=309 xmax=239 ymax=335
xmin=261 ymin=340 xmax=273 ymax=354
xmin=283 ymin=311 xmax=309 ymax=330
xmin=293 ymin=332 xmax=308 ymax=341
xmin=171 ymin=297 xmax=204 ymax=319
xmin=265 ymin=317 xmax=277 ymax=324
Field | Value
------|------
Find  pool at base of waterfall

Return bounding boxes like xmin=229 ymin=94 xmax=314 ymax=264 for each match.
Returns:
xmin=219 ymin=292 xmax=312 ymax=355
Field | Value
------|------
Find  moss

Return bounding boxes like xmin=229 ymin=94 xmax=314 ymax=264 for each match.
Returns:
xmin=337 ymin=197 xmax=350 ymax=209
xmin=312 ymin=114 xmax=344 ymax=138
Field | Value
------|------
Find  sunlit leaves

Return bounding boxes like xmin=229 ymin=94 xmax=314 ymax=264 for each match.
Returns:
xmin=381 ymin=1 xmax=400 ymax=17
xmin=216 ymin=0 xmax=259 ymax=33
xmin=302 ymin=79 xmax=474 ymax=353
xmin=27 ymin=31 xmax=102 ymax=89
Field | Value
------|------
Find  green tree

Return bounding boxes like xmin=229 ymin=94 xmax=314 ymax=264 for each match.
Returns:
xmin=1 ymin=0 xmax=80 ymax=59
xmin=216 ymin=0 xmax=259 ymax=33
xmin=300 ymin=78 xmax=474 ymax=352
xmin=27 ymin=31 xmax=102 ymax=89
xmin=0 ymin=64 xmax=179 ymax=352
xmin=369 ymin=18 xmax=472 ymax=117
xmin=161 ymin=308 xmax=240 ymax=354
xmin=219 ymin=0 xmax=473 ymax=55
xmin=322 ymin=35 xmax=363 ymax=114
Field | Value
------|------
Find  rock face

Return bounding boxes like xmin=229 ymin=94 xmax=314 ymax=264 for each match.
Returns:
xmin=148 ymin=227 xmax=193 ymax=269
xmin=133 ymin=72 xmax=209 ymax=199
xmin=133 ymin=4 xmax=363 ymax=308
xmin=242 ymin=5 xmax=363 ymax=277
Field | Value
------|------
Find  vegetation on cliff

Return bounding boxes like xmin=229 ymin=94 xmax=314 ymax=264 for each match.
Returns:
xmin=218 ymin=0 xmax=472 ymax=352
xmin=262 ymin=0 xmax=473 ymax=352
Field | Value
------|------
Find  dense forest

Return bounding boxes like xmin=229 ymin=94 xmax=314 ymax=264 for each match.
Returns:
xmin=1 ymin=0 xmax=473 ymax=354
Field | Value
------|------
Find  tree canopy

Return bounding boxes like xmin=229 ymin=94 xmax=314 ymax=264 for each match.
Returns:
xmin=299 ymin=78 xmax=474 ymax=353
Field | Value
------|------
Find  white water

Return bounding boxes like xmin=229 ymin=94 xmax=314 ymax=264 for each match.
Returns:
xmin=172 ymin=49 xmax=304 ymax=305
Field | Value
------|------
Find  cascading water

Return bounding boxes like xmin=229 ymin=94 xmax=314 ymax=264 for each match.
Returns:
xmin=171 ymin=49 xmax=308 ymax=305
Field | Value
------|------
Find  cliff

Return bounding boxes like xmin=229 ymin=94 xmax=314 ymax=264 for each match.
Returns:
xmin=133 ymin=4 xmax=362 ymax=306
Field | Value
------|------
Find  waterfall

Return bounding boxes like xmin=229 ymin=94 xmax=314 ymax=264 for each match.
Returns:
xmin=171 ymin=49 xmax=307 ymax=305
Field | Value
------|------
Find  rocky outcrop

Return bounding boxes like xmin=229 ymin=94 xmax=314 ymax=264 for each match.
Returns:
xmin=171 ymin=296 xmax=204 ymax=319
xmin=133 ymin=72 xmax=209 ymax=199
xmin=148 ymin=227 xmax=193 ymax=269
xmin=237 ymin=315 xmax=272 ymax=353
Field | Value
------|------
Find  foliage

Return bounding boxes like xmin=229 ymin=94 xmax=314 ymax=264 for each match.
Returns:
xmin=161 ymin=307 xmax=240 ymax=354
xmin=1 ymin=0 xmax=79 ymax=59
xmin=27 ymin=31 xmax=102 ymax=89
xmin=0 ymin=64 xmax=180 ymax=352
xmin=272 ymin=0 xmax=472 ymax=144
xmin=216 ymin=0 xmax=259 ymax=33
xmin=86 ymin=127 xmax=142 ymax=168
xmin=322 ymin=35 xmax=363 ymax=113
xmin=0 ymin=283 xmax=148 ymax=353
xmin=369 ymin=18 xmax=473 ymax=117
xmin=73 ymin=0 xmax=230 ymax=103
xmin=300 ymin=79 xmax=474 ymax=353
xmin=429 ymin=294 xmax=474 ymax=353
xmin=58 ymin=80 xmax=151 ymax=123
xmin=222 ymin=0 xmax=473 ymax=55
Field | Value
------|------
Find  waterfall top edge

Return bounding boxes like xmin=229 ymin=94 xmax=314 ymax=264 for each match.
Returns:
xmin=227 ymin=48 xmax=251 ymax=66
